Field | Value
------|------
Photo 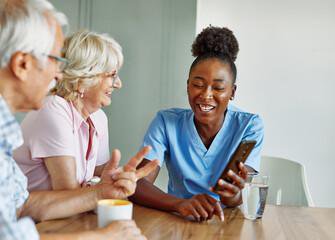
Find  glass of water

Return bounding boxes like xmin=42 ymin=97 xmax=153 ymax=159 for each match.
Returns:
xmin=241 ymin=174 xmax=269 ymax=220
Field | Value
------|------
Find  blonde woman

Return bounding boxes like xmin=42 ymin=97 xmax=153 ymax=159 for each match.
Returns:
xmin=14 ymin=30 xmax=139 ymax=191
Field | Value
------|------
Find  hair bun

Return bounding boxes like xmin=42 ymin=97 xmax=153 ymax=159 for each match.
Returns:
xmin=192 ymin=26 xmax=239 ymax=62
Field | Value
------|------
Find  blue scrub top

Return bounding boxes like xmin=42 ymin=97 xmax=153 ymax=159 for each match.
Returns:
xmin=142 ymin=105 xmax=264 ymax=201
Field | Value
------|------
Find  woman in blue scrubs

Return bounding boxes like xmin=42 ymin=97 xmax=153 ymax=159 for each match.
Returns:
xmin=131 ymin=26 xmax=264 ymax=222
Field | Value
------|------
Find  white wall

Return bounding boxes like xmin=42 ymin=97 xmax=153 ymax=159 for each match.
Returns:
xmin=197 ymin=0 xmax=335 ymax=207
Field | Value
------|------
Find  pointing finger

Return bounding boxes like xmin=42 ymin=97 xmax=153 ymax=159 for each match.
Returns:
xmin=124 ymin=146 xmax=152 ymax=172
xmin=136 ymin=159 xmax=159 ymax=179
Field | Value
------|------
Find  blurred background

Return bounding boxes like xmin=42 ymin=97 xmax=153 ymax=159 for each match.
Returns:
xmin=18 ymin=0 xmax=335 ymax=207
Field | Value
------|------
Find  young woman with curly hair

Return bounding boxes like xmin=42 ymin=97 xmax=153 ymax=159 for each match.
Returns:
xmin=131 ymin=26 xmax=264 ymax=222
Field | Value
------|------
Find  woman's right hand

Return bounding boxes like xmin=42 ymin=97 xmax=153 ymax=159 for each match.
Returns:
xmin=96 ymin=220 xmax=146 ymax=240
xmin=174 ymin=194 xmax=224 ymax=222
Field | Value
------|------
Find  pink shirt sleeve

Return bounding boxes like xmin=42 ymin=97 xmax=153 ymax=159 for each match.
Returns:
xmin=28 ymin=97 xmax=75 ymax=159
xmin=91 ymin=109 xmax=110 ymax=166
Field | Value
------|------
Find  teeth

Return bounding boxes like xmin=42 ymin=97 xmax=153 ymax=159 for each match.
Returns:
xmin=199 ymin=104 xmax=214 ymax=112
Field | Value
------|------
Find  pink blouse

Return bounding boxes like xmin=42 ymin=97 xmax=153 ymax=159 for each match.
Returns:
xmin=14 ymin=95 xmax=110 ymax=191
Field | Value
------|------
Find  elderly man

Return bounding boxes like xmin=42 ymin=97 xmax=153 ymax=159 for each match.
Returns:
xmin=0 ymin=0 xmax=157 ymax=239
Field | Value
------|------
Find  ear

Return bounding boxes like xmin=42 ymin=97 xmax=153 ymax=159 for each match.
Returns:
xmin=186 ymin=79 xmax=190 ymax=93
xmin=230 ymin=84 xmax=237 ymax=100
xmin=9 ymin=52 xmax=35 ymax=82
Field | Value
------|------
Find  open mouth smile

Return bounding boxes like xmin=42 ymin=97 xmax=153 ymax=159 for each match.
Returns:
xmin=197 ymin=104 xmax=215 ymax=112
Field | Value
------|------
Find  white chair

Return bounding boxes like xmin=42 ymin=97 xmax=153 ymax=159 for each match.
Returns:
xmin=154 ymin=164 xmax=169 ymax=192
xmin=260 ymin=156 xmax=314 ymax=207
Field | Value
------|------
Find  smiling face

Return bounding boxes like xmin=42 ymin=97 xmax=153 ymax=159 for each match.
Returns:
xmin=187 ymin=58 xmax=236 ymax=127
xmin=82 ymin=72 xmax=122 ymax=111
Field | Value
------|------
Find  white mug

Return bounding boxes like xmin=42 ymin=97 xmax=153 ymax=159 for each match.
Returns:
xmin=97 ymin=199 xmax=133 ymax=228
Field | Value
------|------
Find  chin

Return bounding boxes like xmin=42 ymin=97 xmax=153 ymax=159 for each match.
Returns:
xmin=32 ymin=101 xmax=44 ymax=110
xmin=24 ymin=96 xmax=44 ymax=111
xmin=102 ymin=100 xmax=112 ymax=107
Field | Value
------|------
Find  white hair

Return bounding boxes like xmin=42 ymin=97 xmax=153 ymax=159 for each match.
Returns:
xmin=0 ymin=0 xmax=68 ymax=68
xmin=50 ymin=30 xmax=124 ymax=101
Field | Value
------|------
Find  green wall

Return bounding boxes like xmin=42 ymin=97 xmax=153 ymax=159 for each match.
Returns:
xmin=50 ymin=0 xmax=197 ymax=190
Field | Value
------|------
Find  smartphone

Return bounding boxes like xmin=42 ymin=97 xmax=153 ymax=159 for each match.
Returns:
xmin=213 ymin=140 xmax=256 ymax=191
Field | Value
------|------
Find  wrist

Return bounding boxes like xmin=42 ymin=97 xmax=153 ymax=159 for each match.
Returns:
xmin=220 ymin=191 xmax=242 ymax=207
xmin=171 ymin=198 xmax=185 ymax=212
xmin=92 ymin=184 xmax=104 ymax=201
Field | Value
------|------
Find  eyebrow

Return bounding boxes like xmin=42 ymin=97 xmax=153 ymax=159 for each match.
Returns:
xmin=192 ymin=76 xmax=225 ymax=82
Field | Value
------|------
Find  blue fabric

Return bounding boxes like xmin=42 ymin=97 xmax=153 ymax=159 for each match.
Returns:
xmin=142 ymin=105 xmax=264 ymax=201
xmin=0 ymin=96 xmax=39 ymax=240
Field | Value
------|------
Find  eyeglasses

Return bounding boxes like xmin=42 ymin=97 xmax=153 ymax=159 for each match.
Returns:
xmin=74 ymin=70 xmax=120 ymax=86
xmin=46 ymin=54 xmax=69 ymax=72
xmin=101 ymin=71 xmax=119 ymax=85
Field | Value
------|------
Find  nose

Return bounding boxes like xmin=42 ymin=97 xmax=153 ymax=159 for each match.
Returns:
xmin=113 ymin=76 xmax=122 ymax=89
xmin=200 ymin=86 xmax=213 ymax=99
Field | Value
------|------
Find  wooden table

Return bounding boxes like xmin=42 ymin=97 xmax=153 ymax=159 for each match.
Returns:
xmin=37 ymin=205 xmax=335 ymax=240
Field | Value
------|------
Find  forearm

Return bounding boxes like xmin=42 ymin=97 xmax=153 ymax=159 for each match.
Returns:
xmin=129 ymin=178 xmax=182 ymax=212
xmin=40 ymin=231 xmax=98 ymax=240
xmin=220 ymin=191 xmax=242 ymax=207
xmin=22 ymin=186 xmax=101 ymax=222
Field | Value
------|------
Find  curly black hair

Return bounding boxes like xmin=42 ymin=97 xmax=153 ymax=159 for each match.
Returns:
xmin=192 ymin=26 xmax=239 ymax=61
xmin=189 ymin=26 xmax=239 ymax=83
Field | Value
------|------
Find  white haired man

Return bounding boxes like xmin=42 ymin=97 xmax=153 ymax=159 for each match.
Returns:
xmin=0 ymin=0 xmax=157 ymax=239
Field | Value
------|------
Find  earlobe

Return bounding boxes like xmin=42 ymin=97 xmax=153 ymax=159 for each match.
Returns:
xmin=230 ymin=84 xmax=237 ymax=100
xmin=9 ymin=52 xmax=32 ymax=82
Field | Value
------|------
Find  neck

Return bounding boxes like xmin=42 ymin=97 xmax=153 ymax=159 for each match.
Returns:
xmin=194 ymin=114 xmax=225 ymax=149
xmin=0 ymin=72 xmax=22 ymax=113
xmin=72 ymin=98 xmax=92 ymax=120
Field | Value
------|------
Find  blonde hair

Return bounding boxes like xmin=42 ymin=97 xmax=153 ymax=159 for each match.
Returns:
xmin=50 ymin=30 xmax=123 ymax=101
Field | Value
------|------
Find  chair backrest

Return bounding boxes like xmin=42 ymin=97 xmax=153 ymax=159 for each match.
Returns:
xmin=260 ymin=156 xmax=314 ymax=207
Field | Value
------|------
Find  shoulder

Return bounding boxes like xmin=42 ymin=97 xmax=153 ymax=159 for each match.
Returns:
xmin=145 ymin=108 xmax=191 ymax=135
xmin=42 ymin=95 xmax=72 ymax=114
xmin=156 ymin=108 xmax=192 ymax=122
xmin=22 ymin=96 xmax=73 ymax=129
xmin=227 ymin=104 xmax=263 ymax=126
xmin=28 ymin=95 xmax=73 ymax=120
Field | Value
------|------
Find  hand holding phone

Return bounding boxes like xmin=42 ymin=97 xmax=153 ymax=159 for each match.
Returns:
xmin=213 ymin=140 xmax=256 ymax=191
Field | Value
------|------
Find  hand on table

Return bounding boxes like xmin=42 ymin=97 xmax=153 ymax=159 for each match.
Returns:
xmin=175 ymin=194 xmax=224 ymax=222
xmin=98 ymin=146 xmax=159 ymax=199
xmin=97 ymin=220 xmax=146 ymax=240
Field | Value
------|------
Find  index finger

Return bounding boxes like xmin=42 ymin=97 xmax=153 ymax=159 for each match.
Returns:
xmin=213 ymin=201 xmax=224 ymax=222
xmin=124 ymin=146 xmax=152 ymax=172
xmin=238 ymin=162 xmax=248 ymax=180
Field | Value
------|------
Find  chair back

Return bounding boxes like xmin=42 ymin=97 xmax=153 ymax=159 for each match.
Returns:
xmin=260 ymin=156 xmax=314 ymax=206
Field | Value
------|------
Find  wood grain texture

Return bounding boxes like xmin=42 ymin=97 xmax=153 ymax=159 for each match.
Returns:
xmin=36 ymin=205 xmax=335 ymax=240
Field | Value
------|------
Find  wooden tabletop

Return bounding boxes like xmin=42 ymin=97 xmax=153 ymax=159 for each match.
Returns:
xmin=37 ymin=204 xmax=335 ymax=240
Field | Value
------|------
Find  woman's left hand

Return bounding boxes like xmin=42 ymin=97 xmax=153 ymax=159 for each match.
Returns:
xmin=212 ymin=162 xmax=248 ymax=207
xmin=98 ymin=146 xmax=159 ymax=200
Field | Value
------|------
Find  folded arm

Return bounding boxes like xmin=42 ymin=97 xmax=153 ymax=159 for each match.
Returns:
xmin=21 ymin=147 xmax=158 ymax=222
xmin=130 ymin=159 xmax=224 ymax=222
